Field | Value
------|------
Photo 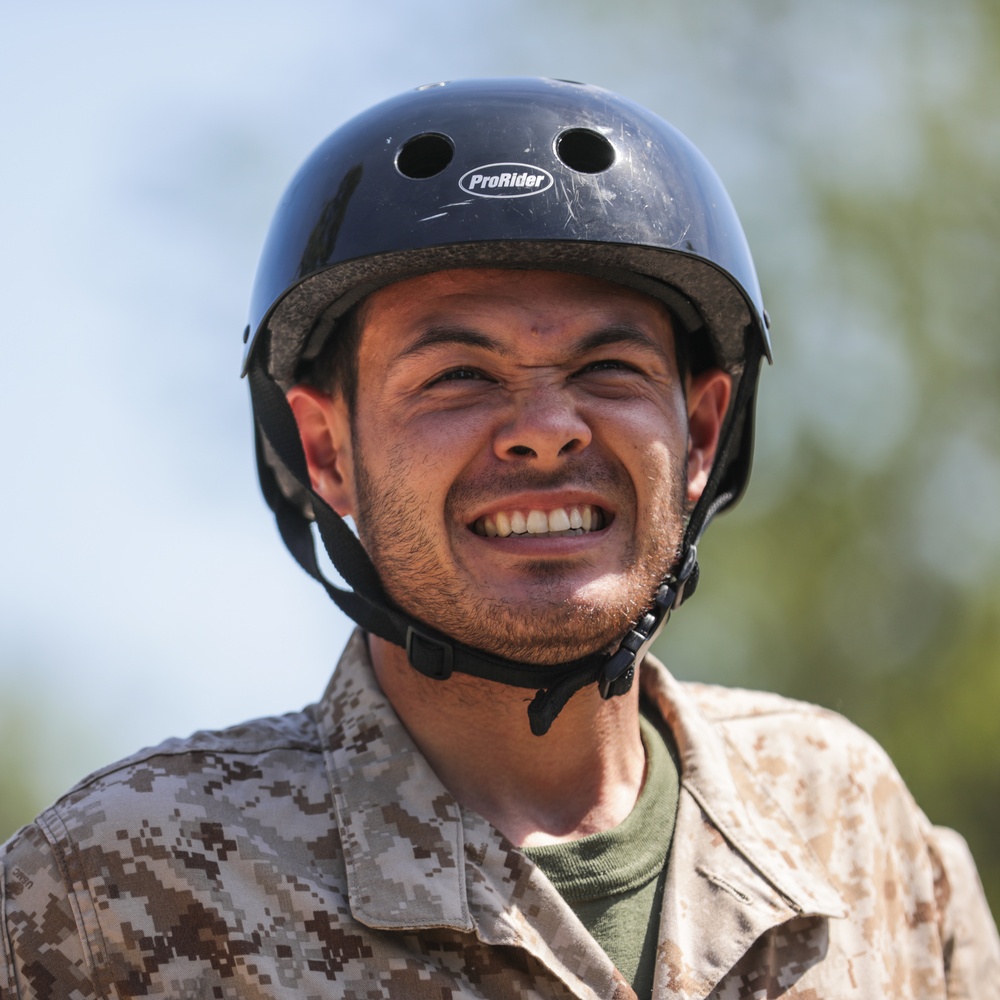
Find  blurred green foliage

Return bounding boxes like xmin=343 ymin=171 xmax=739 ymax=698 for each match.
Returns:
xmin=1 ymin=729 xmax=32 ymax=836
xmin=0 ymin=694 xmax=51 ymax=843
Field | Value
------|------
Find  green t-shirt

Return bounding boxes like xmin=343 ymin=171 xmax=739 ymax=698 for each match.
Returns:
xmin=521 ymin=714 xmax=680 ymax=998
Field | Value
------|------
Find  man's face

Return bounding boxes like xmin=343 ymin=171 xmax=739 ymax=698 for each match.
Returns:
xmin=300 ymin=269 xmax=728 ymax=665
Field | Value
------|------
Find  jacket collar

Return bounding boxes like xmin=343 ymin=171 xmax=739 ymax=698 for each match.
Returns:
xmin=315 ymin=630 xmax=473 ymax=932
xmin=315 ymin=630 xmax=620 ymax=998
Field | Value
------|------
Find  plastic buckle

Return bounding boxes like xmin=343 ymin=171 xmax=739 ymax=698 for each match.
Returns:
xmin=599 ymin=647 xmax=636 ymax=700
xmin=406 ymin=627 xmax=454 ymax=681
xmin=669 ymin=545 xmax=698 ymax=608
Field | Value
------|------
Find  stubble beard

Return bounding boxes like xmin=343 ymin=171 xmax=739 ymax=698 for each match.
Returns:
xmin=351 ymin=436 xmax=688 ymax=667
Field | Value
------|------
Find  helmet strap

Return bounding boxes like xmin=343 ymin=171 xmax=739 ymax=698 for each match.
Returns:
xmin=682 ymin=327 xmax=765 ymax=551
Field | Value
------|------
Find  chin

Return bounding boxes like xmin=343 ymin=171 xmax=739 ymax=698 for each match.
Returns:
xmin=424 ymin=593 xmax=640 ymax=666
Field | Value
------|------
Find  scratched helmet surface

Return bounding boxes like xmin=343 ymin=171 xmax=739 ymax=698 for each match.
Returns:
xmin=245 ymin=75 xmax=770 ymax=530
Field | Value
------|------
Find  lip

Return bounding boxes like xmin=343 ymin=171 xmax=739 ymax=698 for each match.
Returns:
xmin=462 ymin=524 xmax=613 ymax=561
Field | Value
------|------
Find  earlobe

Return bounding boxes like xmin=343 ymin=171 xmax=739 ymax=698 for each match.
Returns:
xmin=685 ymin=369 xmax=732 ymax=504
xmin=286 ymin=386 xmax=357 ymax=517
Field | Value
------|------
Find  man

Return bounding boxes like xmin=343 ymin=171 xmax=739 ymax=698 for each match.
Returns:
xmin=2 ymin=78 xmax=998 ymax=999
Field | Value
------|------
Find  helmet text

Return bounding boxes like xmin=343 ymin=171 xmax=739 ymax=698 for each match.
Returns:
xmin=459 ymin=163 xmax=554 ymax=198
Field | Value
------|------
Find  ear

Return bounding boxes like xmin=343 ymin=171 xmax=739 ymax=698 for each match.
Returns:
xmin=685 ymin=368 xmax=732 ymax=504
xmin=285 ymin=385 xmax=357 ymax=517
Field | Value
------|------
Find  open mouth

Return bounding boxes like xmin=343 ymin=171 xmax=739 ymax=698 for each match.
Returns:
xmin=471 ymin=504 xmax=608 ymax=538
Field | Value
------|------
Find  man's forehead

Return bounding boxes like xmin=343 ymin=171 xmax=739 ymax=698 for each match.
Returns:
xmin=356 ymin=267 xmax=676 ymax=336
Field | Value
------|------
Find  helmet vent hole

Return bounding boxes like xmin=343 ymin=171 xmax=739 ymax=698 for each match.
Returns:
xmin=555 ymin=129 xmax=615 ymax=173
xmin=396 ymin=133 xmax=454 ymax=179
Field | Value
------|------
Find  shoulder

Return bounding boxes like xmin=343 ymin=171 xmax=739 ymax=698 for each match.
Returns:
xmin=678 ymin=679 xmax=922 ymax=837
xmin=679 ymin=676 xmax=847 ymax=726
xmin=678 ymin=678 xmax=900 ymax=791
xmin=68 ymin=705 xmax=320 ymax=799
xmin=2 ymin=705 xmax=324 ymax=848
xmin=33 ymin=708 xmax=321 ymax=834
xmin=10 ymin=706 xmax=328 ymax=855
xmin=1 ymin=707 xmax=339 ymax=997
xmin=76 ymin=704 xmax=324 ymax=779
xmin=2 ymin=711 xmax=324 ymax=907
xmin=643 ymin=663 xmax=926 ymax=867
xmin=657 ymin=670 xmax=931 ymax=895
xmin=671 ymin=676 xmax=1000 ymax=986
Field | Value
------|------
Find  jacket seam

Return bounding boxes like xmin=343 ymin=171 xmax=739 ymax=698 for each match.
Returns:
xmin=0 ymin=859 xmax=21 ymax=999
xmin=59 ymin=741 xmax=325 ymax=800
xmin=35 ymin=810 xmax=109 ymax=1000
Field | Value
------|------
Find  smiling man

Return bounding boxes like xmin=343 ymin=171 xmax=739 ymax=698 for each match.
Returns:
xmin=290 ymin=269 xmax=728 ymax=669
xmin=2 ymin=79 xmax=998 ymax=999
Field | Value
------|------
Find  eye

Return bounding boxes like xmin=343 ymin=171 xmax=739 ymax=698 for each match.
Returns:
xmin=429 ymin=366 xmax=490 ymax=385
xmin=577 ymin=358 xmax=642 ymax=376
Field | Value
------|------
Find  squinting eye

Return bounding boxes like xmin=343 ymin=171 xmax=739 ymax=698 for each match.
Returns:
xmin=433 ymin=367 xmax=487 ymax=384
xmin=580 ymin=359 xmax=638 ymax=374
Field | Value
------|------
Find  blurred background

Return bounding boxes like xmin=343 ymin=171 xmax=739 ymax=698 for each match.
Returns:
xmin=1 ymin=1 xmax=997 ymax=920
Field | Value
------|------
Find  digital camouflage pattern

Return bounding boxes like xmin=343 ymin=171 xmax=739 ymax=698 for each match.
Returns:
xmin=2 ymin=630 xmax=998 ymax=999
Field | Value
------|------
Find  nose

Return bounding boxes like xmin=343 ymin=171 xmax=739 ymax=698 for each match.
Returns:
xmin=492 ymin=386 xmax=592 ymax=466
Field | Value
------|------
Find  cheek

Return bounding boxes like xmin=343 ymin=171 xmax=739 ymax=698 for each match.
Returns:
xmin=362 ymin=409 xmax=494 ymax=519
xmin=631 ymin=441 xmax=681 ymax=502
xmin=408 ymin=404 xmax=502 ymax=467
xmin=594 ymin=397 xmax=688 ymax=466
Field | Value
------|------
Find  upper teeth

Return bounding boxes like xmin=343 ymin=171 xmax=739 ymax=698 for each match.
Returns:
xmin=473 ymin=505 xmax=604 ymax=538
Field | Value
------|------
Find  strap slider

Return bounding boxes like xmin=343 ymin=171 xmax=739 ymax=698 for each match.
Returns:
xmin=599 ymin=648 xmax=636 ymax=700
xmin=406 ymin=627 xmax=454 ymax=681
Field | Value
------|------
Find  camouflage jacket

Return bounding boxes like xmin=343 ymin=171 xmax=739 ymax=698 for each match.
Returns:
xmin=2 ymin=630 xmax=998 ymax=999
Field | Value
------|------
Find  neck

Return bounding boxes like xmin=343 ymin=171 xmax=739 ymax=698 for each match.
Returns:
xmin=367 ymin=633 xmax=646 ymax=848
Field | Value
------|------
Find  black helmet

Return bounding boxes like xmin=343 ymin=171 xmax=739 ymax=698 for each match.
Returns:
xmin=243 ymin=77 xmax=771 ymax=734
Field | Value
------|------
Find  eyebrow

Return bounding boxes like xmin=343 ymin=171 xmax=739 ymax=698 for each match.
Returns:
xmin=396 ymin=325 xmax=515 ymax=361
xmin=570 ymin=326 xmax=672 ymax=362
xmin=395 ymin=323 xmax=670 ymax=364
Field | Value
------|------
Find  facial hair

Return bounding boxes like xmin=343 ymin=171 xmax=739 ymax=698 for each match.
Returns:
xmin=351 ymin=429 xmax=689 ymax=666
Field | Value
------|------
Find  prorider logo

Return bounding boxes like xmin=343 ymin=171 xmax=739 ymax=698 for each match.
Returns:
xmin=459 ymin=163 xmax=554 ymax=199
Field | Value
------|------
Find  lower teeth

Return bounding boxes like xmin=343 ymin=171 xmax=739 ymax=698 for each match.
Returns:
xmin=508 ymin=527 xmax=585 ymax=538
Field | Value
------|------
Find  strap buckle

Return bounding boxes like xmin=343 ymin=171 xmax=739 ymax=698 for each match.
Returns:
xmin=406 ymin=627 xmax=454 ymax=681
xmin=599 ymin=546 xmax=699 ymax=700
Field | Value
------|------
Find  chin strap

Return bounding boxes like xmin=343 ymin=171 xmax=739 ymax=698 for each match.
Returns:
xmin=248 ymin=351 xmax=702 ymax=736
xmin=526 ymin=547 xmax=698 ymax=735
